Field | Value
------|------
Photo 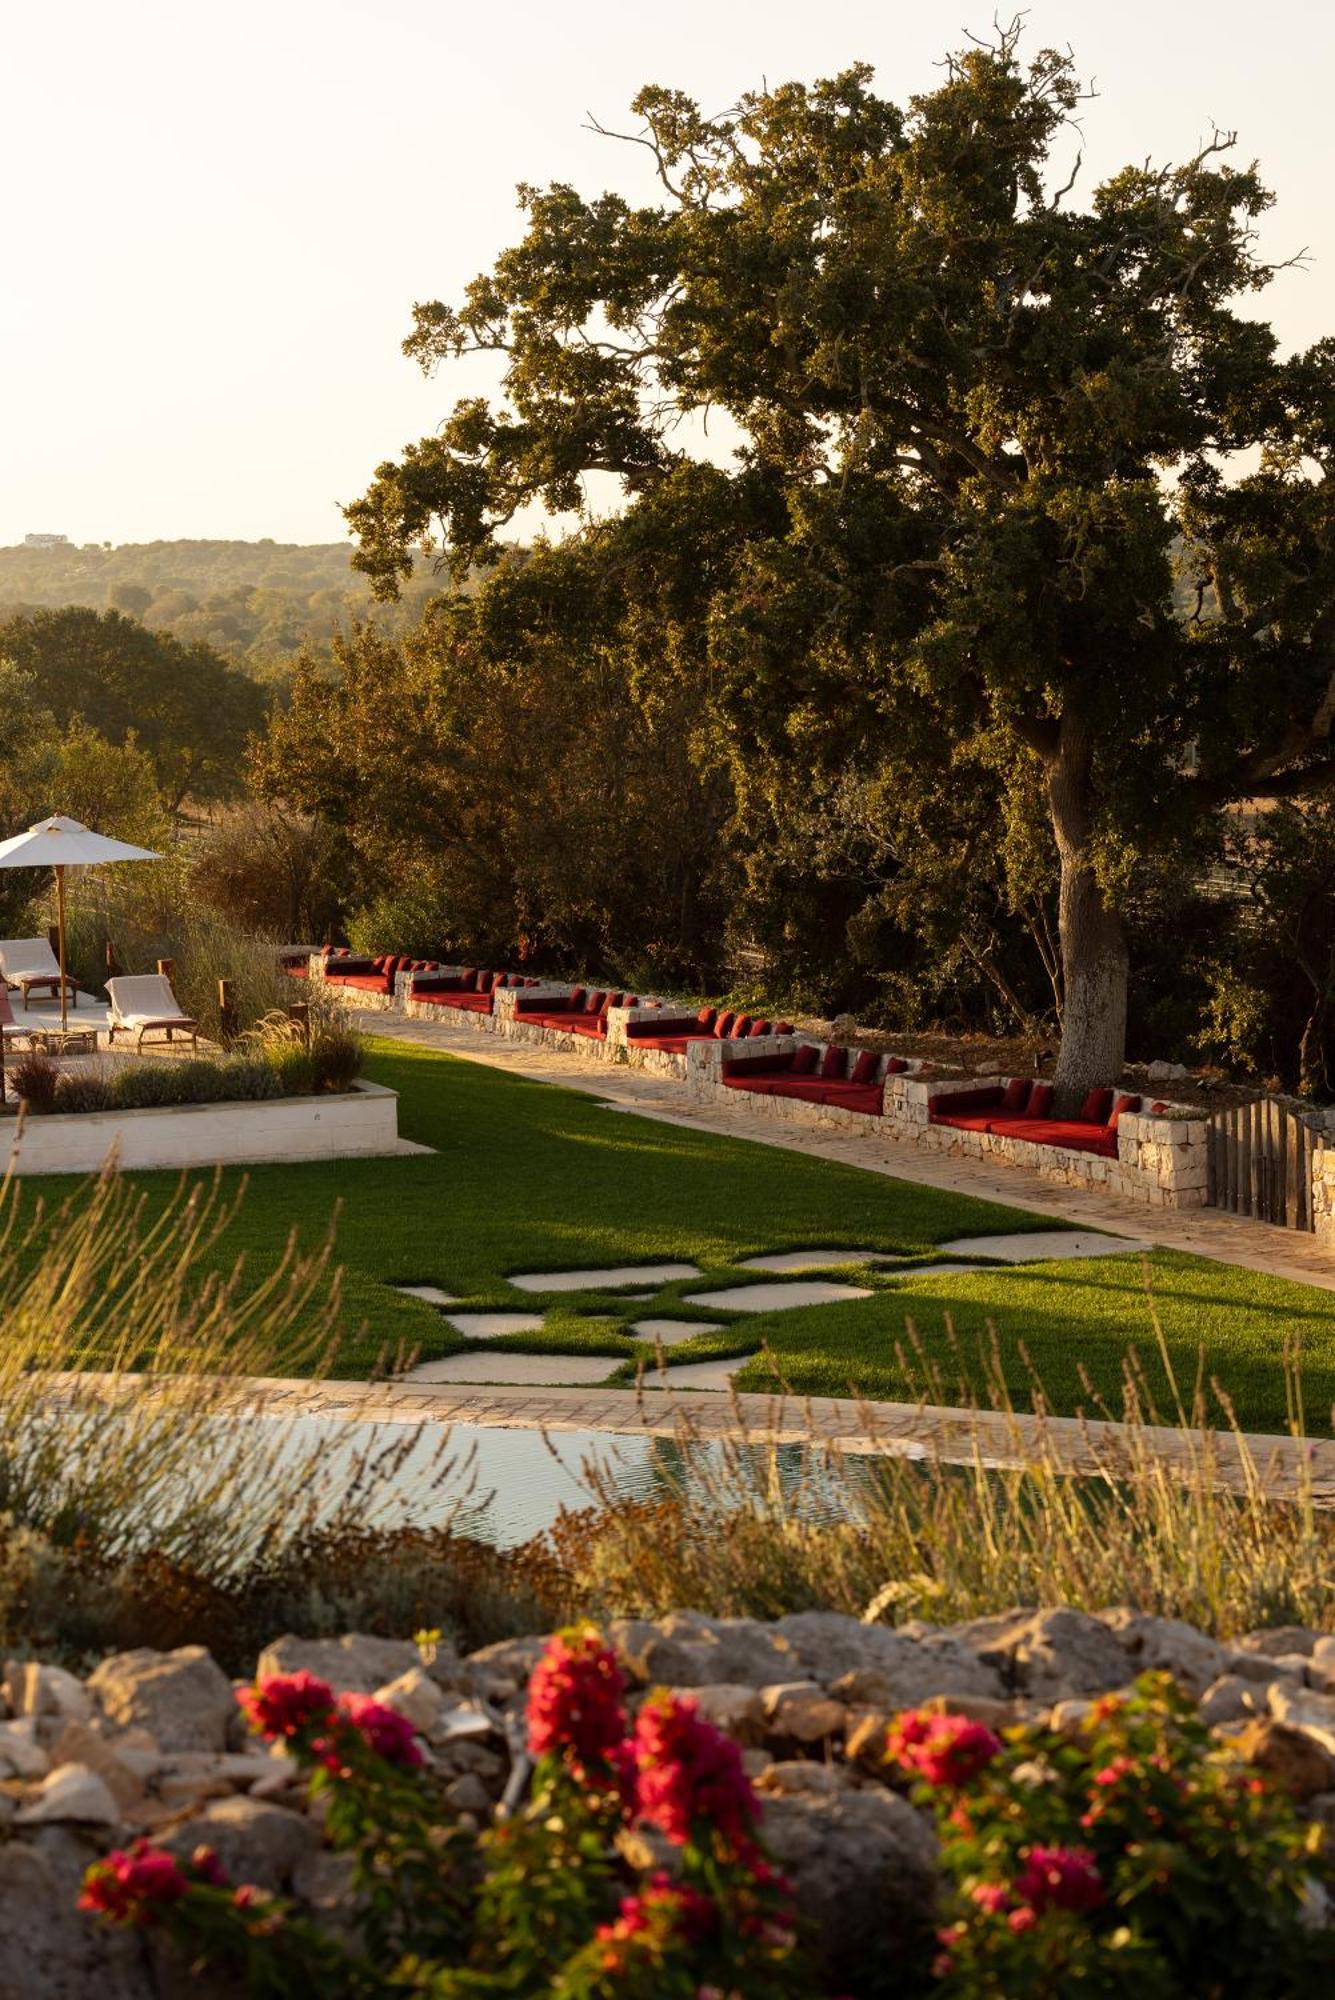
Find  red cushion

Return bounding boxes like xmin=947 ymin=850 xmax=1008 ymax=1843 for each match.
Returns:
xmin=1079 ymin=1087 xmax=1114 ymax=1125
xmin=770 ymin=1077 xmax=884 ymax=1115
xmin=774 ymin=1021 xmax=795 ymax=1036
xmin=850 ymin=1049 xmax=879 ymax=1085
xmin=819 ymin=1045 xmax=848 ymax=1080
xmin=697 ymin=1007 xmax=717 ymax=1028
xmin=566 ymin=986 xmax=585 ymax=1008
xmin=749 ymin=1018 xmax=772 ymax=1037
xmin=884 ymin=1057 xmax=908 ymax=1075
xmin=930 ymin=1087 xmax=1005 ymax=1119
xmin=1000 ymin=1077 xmax=1032 ymax=1113
xmin=732 ymin=1014 xmax=754 ymax=1038
xmin=791 ymin=1043 xmax=819 ymax=1075
xmin=1027 ymin=1083 xmax=1054 ymax=1119
xmin=1108 ymin=1092 xmax=1141 ymax=1131
xmin=996 ymin=1118 xmax=1118 ymax=1157
xmin=714 ymin=1011 xmax=737 ymax=1039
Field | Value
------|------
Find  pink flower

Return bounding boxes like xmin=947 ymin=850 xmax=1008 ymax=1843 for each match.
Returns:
xmin=527 ymin=1624 xmax=628 ymax=1779
xmin=968 ymin=1880 xmax=1011 ymax=1914
xmin=190 ymin=1845 xmax=227 ymax=1887
xmin=1007 ymin=1905 xmax=1039 ymax=1934
xmin=593 ymin=1873 xmax=716 ymax=1970
xmin=237 ymin=1669 xmax=334 ymax=1742
xmin=79 ymin=1843 xmax=188 ymax=1927
xmin=634 ymin=1691 xmax=757 ymax=1850
xmin=886 ymin=1710 xmax=1001 ymax=1788
xmin=335 ymin=1692 xmax=424 ymax=1769
xmin=1014 ymin=1845 xmax=1105 ymax=1915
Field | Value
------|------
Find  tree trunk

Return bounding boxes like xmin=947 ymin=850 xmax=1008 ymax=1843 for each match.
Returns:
xmin=1047 ymin=723 xmax=1129 ymax=1112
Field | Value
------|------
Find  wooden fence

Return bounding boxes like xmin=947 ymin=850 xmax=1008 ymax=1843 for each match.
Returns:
xmin=1206 ymin=1097 xmax=1319 ymax=1231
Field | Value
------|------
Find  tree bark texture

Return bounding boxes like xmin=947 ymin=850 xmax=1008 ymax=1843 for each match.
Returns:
xmin=1047 ymin=722 xmax=1129 ymax=1111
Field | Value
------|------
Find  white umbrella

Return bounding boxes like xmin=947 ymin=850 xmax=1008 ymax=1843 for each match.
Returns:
xmin=0 ymin=815 xmax=161 ymax=1031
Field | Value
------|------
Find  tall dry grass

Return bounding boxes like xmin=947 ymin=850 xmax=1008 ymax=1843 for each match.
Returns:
xmin=548 ymin=1323 xmax=1334 ymax=1641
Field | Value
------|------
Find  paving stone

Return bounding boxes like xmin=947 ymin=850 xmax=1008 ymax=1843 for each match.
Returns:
xmin=740 ymin=1248 xmax=894 ymax=1273
xmin=648 ymin=1354 xmax=754 ymax=1389
xmin=405 ymin=1352 xmax=620 ymax=1387
xmin=443 ymin=1311 xmax=546 ymax=1339
xmin=508 ymin=1261 xmax=701 ymax=1292
xmin=394 ymin=1284 xmax=458 ymax=1307
xmin=683 ymin=1280 xmax=873 ymax=1312
xmin=935 ymin=1229 xmax=1152 ymax=1262
xmin=631 ymin=1318 xmax=725 ymax=1346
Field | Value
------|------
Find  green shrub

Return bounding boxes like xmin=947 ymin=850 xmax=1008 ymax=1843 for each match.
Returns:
xmin=264 ymin=1039 xmax=318 ymax=1096
xmin=53 ymin=1070 xmax=114 ymax=1115
xmin=213 ymin=1056 xmax=283 ymax=1101
xmin=106 ymin=1062 xmax=186 ymax=1110
xmin=309 ymin=1021 xmax=363 ymax=1094
xmin=9 ymin=1050 xmax=60 ymax=1113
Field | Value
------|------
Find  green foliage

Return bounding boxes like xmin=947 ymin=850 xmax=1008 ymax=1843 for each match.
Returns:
xmin=308 ymin=1021 xmax=363 ymax=1094
xmin=0 ymin=536 xmax=449 ymax=681
xmin=345 ymin=24 xmax=1335 ymax=1091
xmin=0 ymin=606 xmax=267 ymax=808
xmin=189 ymin=801 xmax=350 ymax=943
xmin=52 ymin=1070 xmax=114 ymax=1115
xmin=926 ymin=1677 xmax=1332 ymax=1995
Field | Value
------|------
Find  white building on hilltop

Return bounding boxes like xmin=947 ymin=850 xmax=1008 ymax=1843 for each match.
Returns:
xmin=23 ymin=532 xmax=70 ymax=548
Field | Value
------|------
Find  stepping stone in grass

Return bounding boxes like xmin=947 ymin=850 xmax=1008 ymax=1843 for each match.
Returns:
xmin=630 ymin=1318 xmax=725 ymax=1347
xmin=509 ymin=1262 xmax=701 ymax=1293
xmin=648 ymin=1354 xmax=753 ymax=1390
xmin=405 ymin=1353 xmax=620 ymax=1387
xmin=935 ymin=1230 xmax=1153 ymax=1263
xmin=740 ymin=1248 xmax=895 ymax=1274
xmin=443 ymin=1312 xmax=547 ymax=1340
xmin=394 ymin=1284 xmax=458 ymax=1308
xmin=682 ymin=1280 xmax=873 ymax=1313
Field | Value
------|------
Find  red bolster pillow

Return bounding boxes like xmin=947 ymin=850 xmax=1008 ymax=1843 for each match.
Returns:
xmin=697 ymin=1007 xmax=717 ymax=1027
xmin=1000 ymin=1077 xmax=1032 ymax=1113
xmin=749 ymin=1018 xmax=772 ymax=1037
xmin=820 ymin=1044 xmax=848 ymax=1080
xmin=732 ymin=1014 xmax=754 ymax=1038
xmin=714 ymin=1011 xmax=737 ymax=1039
xmin=791 ymin=1043 xmax=819 ymax=1075
xmin=850 ymin=1049 xmax=879 ymax=1085
xmin=586 ymin=990 xmax=607 ymax=1015
xmin=774 ymin=1021 xmax=795 ymax=1036
xmin=884 ymin=1056 xmax=908 ymax=1074
xmin=1027 ymin=1082 xmax=1054 ymax=1119
xmin=1079 ymin=1087 xmax=1114 ymax=1125
xmin=1108 ymin=1092 xmax=1141 ymax=1131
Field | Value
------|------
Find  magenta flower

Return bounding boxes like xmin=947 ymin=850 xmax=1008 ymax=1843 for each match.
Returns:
xmin=335 ymin=1692 xmax=424 ymax=1769
xmin=237 ymin=1669 xmax=335 ymax=1741
xmin=527 ymin=1624 xmax=628 ymax=1779
xmin=1014 ymin=1844 xmax=1105 ymax=1914
xmin=886 ymin=1709 xmax=1001 ymax=1788
xmin=79 ymin=1843 xmax=188 ymax=1927
xmin=633 ymin=1691 xmax=758 ymax=1850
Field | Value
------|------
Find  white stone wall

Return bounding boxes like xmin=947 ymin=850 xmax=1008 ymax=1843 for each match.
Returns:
xmin=2 ymin=1079 xmax=402 ymax=1177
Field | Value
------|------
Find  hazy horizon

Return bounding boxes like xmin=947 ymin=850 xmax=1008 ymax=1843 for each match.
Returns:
xmin=5 ymin=0 xmax=1332 ymax=550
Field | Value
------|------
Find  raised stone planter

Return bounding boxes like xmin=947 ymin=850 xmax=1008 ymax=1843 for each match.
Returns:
xmin=1 ymin=1080 xmax=403 ymax=1177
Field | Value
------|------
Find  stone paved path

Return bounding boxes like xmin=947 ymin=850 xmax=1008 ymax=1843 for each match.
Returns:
xmin=362 ymin=1010 xmax=1335 ymax=1293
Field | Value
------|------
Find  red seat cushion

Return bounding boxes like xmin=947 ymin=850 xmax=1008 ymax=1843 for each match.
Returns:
xmin=1079 ymin=1087 xmax=1114 ymax=1125
xmin=850 ymin=1049 xmax=879 ymax=1086
xmin=937 ymin=1112 xmax=1002 ymax=1133
xmin=1000 ymin=1077 xmax=1032 ymax=1113
xmin=930 ymin=1087 xmax=1005 ymax=1121
xmin=770 ymin=1077 xmax=884 ymax=1115
xmin=632 ymin=1034 xmax=696 ymax=1055
xmin=884 ymin=1056 xmax=908 ymax=1075
xmin=996 ymin=1118 xmax=1118 ymax=1157
xmin=790 ymin=1043 xmax=819 ymax=1075
xmin=819 ymin=1045 xmax=848 ymax=1081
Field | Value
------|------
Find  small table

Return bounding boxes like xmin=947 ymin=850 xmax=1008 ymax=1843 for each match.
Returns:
xmin=14 ymin=972 xmax=79 ymax=1012
xmin=29 ymin=1026 xmax=99 ymax=1056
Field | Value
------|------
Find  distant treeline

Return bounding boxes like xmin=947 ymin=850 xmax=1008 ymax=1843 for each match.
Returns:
xmin=0 ymin=539 xmax=455 ymax=680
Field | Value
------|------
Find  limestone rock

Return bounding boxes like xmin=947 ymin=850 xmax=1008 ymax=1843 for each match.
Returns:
xmin=0 ymin=1714 xmax=51 ymax=1779
xmin=1267 ymin=1684 xmax=1335 ymax=1760
xmin=256 ymin=1633 xmax=423 ymax=1696
xmin=464 ymin=1635 xmax=548 ymax=1700
xmin=671 ymin=1682 xmax=765 ymax=1744
xmin=0 ymin=1835 xmax=153 ymax=1998
xmin=1099 ymin=1609 xmax=1227 ymax=1694
xmin=1198 ymin=1675 xmax=1259 ymax=1727
xmin=372 ymin=1667 xmax=448 ymax=1738
xmin=1233 ymin=1626 xmax=1319 ymax=1659
xmin=164 ymin=1795 xmax=318 ymax=1890
xmin=47 ymin=1722 xmax=144 ymax=1811
xmin=87 ymin=1647 xmax=234 ymax=1753
xmin=608 ymin=1612 xmax=797 ymax=1688
xmin=4 ymin=1660 xmax=92 ymax=1724
xmin=755 ymin=1760 xmax=849 ymax=1796
xmin=760 ymin=1788 xmax=938 ymax=1984
xmin=16 ymin=1762 xmax=122 ymax=1826
xmin=760 ymin=1682 xmax=848 ymax=1744
xmin=443 ymin=1772 xmax=493 ymax=1816
xmin=1233 ymin=1719 xmax=1335 ymax=1802
xmin=773 ymin=1613 xmax=1004 ymax=1703
xmin=950 ymin=1607 xmax=1132 ymax=1700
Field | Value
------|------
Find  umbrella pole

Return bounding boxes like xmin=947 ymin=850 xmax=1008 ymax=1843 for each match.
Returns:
xmin=56 ymin=864 xmax=67 ymax=1033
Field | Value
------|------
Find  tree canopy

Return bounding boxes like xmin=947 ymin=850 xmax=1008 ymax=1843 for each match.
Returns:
xmin=347 ymin=24 xmax=1335 ymax=1100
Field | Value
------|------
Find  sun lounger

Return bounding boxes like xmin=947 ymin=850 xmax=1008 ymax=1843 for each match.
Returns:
xmin=106 ymin=974 xmax=199 ymax=1052
xmin=0 ymin=937 xmax=78 ymax=1011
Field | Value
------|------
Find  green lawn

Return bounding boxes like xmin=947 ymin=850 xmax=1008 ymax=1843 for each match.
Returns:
xmin=33 ymin=1038 xmax=1335 ymax=1435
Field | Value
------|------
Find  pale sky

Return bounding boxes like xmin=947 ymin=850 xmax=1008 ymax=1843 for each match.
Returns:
xmin=4 ymin=0 xmax=1332 ymax=549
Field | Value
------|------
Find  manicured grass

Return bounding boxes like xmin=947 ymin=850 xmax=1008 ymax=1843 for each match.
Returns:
xmin=26 ymin=1037 xmax=1335 ymax=1434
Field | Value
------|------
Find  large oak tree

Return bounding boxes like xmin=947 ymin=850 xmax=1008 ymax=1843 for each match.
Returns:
xmin=348 ymin=26 xmax=1335 ymax=1100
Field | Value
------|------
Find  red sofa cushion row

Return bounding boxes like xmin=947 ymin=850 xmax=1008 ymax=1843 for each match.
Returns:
xmin=330 ymin=972 xmax=393 ymax=993
xmin=993 ymin=1117 xmax=1118 ymax=1158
